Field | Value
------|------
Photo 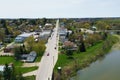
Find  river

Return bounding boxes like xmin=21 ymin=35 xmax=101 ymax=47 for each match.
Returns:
xmin=70 ymin=50 xmax=120 ymax=80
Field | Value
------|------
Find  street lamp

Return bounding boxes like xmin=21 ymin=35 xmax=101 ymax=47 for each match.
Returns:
xmin=57 ymin=67 xmax=62 ymax=75
xmin=57 ymin=67 xmax=62 ymax=80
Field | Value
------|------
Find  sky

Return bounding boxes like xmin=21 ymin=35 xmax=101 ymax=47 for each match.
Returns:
xmin=0 ymin=0 xmax=120 ymax=18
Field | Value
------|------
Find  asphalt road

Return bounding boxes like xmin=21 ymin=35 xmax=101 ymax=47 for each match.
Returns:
xmin=36 ymin=20 xmax=59 ymax=80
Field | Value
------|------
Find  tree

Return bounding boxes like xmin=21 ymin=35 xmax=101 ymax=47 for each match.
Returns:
xmin=3 ymin=20 xmax=10 ymax=35
xmin=95 ymin=21 xmax=107 ymax=30
xmin=17 ymin=73 xmax=24 ymax=80
xmin=3 ymin=64 xmax=11 ymax=80
xmin=25 ymin=37 xmax=46 ymax=56
xmin=0 ymin=29 xmax=5 ymax=42
xmin=41 ymin=18 xmax=47 ymax=26
xmin=79 ymin=42 xmax=86 ymax=52
xmin=10 ymin=64 xmax=16 ymax=80
xmin=32 ymin=41 xmax=46 ymax=56
xmin=83 ymin=22 xmax=91 ymax=29
xmin=25 ymin=36 xmax=35 ymax=52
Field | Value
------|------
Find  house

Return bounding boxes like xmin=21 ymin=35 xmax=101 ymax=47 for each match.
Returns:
xmin=91 ymin=26 xmax=97 ymax=31
xmin=45 ymin=23 xmax=53 ymax=26
xmin=59 ymin=26 xmax=68 ymax=43
xmin=63 ymin=41 xmax=78 ymax=51
xmin=26 ymin=51 xmax=37 ymax=63
xmin=21 ymin=51 xmax=37 ymax=63
xmin=15 ymin=33 xmax=34 ymax=43
xmin=39 ymin=30 xmax=51 ymax=40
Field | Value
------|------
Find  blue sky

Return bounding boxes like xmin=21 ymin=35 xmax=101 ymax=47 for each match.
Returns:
xmin=0 ymin=0 xmax=120 ymax=18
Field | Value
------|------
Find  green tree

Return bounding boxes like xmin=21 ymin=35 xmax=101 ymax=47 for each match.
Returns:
xmin=3 ymin=64 xmax=11 ymax=80
xmin=3 ymin=20 xmax=10 ymax=35
xmin=0 ymin=29 xmax=5 ymax=42
xmin=10 ymin=64 xmax=16 ymax=80
xmin=95 ymin=21 xmax=107 ymax=30
xmin=25 ymin=36 xmax=35 ymax=52
xmin=33 ymin=41 xmax=46 ymax=56
xmin=83 ymin=22 xmax=91 ymax=29
xmin=79 ymin=42 xmax=86 ymax=52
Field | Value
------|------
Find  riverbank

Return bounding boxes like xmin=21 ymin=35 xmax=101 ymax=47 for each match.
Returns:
xmin=54 ymin=35 xmax=119 ymax=80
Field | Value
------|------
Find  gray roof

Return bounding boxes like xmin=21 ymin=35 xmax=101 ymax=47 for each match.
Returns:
xmin=26 ymin=51 xmax=37 ymax=62
xmin=18 ymin=33 xmax=33 ymax=38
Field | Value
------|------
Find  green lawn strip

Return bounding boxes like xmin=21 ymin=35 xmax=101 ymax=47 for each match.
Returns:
xmin=35 ymin=56 xmax=41 ymax=62
xmin=16 ymin=66 xmax=38 ymax=74
xmin=0 ymin=56 xmax=23 ymax=66
xmin=24 ymin=75 xmax=36 ymax=80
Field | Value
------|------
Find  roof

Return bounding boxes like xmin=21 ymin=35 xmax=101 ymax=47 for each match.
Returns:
xmin=29 ymin=51 xmax=37 ymax=57
xmin=18 ymin=32 xmax=34 ymax=38
xmin=26 ymin=51 xmax=37 ymax=62
xmin=45 ymin=23 xmax=52 ymax=26
xmin=40 ymin=30 xmax=51 ymax=36
xmin=0 ymin=66 xmax=4 ymax=72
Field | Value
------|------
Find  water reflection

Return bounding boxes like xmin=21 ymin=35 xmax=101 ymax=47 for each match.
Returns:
xmin=71 ymin=50 xmax=120 ymax=80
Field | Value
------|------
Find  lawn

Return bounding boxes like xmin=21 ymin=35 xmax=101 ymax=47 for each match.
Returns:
xmin=35 ymin=56 xmax=41 ymax=62
xmin=24 ymin=75 xmax=36 ymax=80
xmin=0 ymin=56 xmax=38 ymax=74
xmin=55 ymin=41 xmax=103 ymax=70
xmin=16 ymin=66 xmax=38 ymax=74
xmin=0 ymin=56 xmax=22 ymax=66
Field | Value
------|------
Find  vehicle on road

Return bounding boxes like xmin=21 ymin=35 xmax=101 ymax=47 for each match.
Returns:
xmin=47 ymin=53 xmax=49 ymax=56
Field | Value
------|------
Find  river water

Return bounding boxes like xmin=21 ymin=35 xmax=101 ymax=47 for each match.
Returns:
xmin=70 ymin=50 xmax=120 ymax=80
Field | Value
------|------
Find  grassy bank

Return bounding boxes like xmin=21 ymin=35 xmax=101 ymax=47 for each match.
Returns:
xmin=54 ymin=35 xmax=118 ymax=80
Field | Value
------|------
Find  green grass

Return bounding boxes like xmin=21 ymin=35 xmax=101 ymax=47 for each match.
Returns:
xmin=0 ymin=56 xmax=23 ymax=66
xmin=16 ymin=66 xmax=38 ymax=74
xmin=0 ymin=56 xmax=38 ymax=75
xmin=24 ymin=75 xmax=36 ymax=80
xmin=55 ymin=42 xmax=104 ymax=70
xmin=35 ymin=56 xmax=41 ymax=62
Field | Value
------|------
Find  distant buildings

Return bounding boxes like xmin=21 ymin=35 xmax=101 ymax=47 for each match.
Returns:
xmin=58 ymin=26 xmax=72 ymax=43
xmin=39 ymin=30 xmax=52 ymax=40
xmin=15 ymin=32 xmax=35 ymax=43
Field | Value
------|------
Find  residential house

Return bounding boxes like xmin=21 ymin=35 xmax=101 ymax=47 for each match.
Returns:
xmin=26 ymin=51 xmax=37 ymax=62
xmin=59 ymin=26 xmax=68 ymax=43
xmin=39 ymin=30 xmax=52 ymax=40
xmin=21 ymin=51 xmax=37 ymax=63
xmin=63 ymin=41 xmax=78 ymax=51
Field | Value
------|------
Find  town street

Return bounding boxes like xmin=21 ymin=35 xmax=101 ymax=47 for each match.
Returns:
xmin=36 ymin=20 xmax=59 ymax=80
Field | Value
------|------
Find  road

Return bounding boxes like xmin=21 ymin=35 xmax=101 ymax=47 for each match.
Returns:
xmin=36 ymin=20 xmax=59 ymax=80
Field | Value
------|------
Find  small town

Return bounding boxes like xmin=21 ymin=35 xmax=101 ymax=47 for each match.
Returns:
xmin=0 ymin=0 xmax=120 ymax=80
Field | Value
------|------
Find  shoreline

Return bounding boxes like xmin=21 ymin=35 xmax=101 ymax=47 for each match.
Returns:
xmin=54 ymin=35 xmax=119 ymax=80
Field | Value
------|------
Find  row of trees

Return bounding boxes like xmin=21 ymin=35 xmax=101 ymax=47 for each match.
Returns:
xmin=1 ymin=63 xmax=24 ymax=80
